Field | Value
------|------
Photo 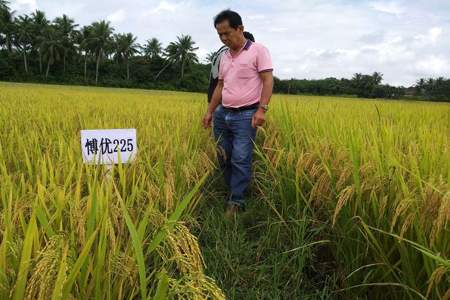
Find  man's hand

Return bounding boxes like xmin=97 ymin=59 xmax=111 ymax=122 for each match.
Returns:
xmin=202 ymin=112 xmax=213 ymax=128
xmin=252 ymin=108 xmax=266 ymax=128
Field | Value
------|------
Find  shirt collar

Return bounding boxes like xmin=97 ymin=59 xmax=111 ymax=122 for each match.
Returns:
xmin=243 ymin=39 xmax=252 ymax=50
xmin=225 ymin=39 xmax=252 ymax=57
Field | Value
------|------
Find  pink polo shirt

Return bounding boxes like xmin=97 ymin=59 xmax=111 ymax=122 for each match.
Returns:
xmin=218 ymin=40 xmax=273 ymax=108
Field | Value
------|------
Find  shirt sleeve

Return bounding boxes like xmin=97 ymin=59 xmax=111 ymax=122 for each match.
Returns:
xmin=256 ymin=45 xmax=273 ymax=73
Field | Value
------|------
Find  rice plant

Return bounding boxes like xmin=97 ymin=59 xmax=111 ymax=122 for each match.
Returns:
xmin=0 ymin=82 xmax=448 ymax=299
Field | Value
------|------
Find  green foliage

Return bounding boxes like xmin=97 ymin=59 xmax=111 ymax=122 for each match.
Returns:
xmin=274 ymin=72 xmax=409 ymax=100
xmin=415 ymin=77 xmax=450 ymax=101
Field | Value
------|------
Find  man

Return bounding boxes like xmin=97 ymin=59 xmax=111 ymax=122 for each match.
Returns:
xmin=207 ymin=31 xmax=255 ymax=103
xmin=202 ymin=9 xmax=273 ymax=216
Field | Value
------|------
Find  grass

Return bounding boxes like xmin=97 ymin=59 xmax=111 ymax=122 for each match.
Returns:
xmin=0 ymin=82 xmax=449 ymax=299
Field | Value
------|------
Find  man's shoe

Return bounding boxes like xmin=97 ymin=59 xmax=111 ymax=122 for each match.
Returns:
xmin=225 ymin=203 xmax=241 ymax=218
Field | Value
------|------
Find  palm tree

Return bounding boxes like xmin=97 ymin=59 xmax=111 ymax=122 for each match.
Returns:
xmin=31 ymin=10 xmax=48 ymax=74
xmin=74 ymin=25 xmax=93 ymax=81
xmin=89 ymin=20 xmax=114 ymax=85
xmin=113 ymin=32 xmax=139 ymax=80
xmin=205 ymin=50 xmax=216 ymax=64
xmin=156 ymin=34 xmax=198 ymax=80
xmin=416 ymin=78 xmax=426 ymax=95
xmin=0 ymin=1 xmax=14 ymax=53
xmin=372 ymin=72 xmax=383 ymax=85
xmin=40 ymin=25 xmax=63 ymax=78
xmin=53 ymin=14 xmax=77 ymax=74
xmin=142 ymin=37 xmax=162 ymax=60
xmin=13 ymin=15 xmax=33 ymax=73
xmin=0 ymin=0 xmax=8 ymax=10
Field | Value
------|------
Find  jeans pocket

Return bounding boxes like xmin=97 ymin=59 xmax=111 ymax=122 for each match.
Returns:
xmin=240 ymin=108 xmax=257 ymax=119
xmin=213 ymin=105 xmax=222 ymax=118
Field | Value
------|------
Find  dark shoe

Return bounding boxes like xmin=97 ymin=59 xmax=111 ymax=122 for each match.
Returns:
xmin=225 ymin=203 xmax=241 ymax=218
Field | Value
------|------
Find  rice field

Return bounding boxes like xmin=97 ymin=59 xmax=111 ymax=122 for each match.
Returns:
xmin=0 ymin=82 xmax=449 ymax=299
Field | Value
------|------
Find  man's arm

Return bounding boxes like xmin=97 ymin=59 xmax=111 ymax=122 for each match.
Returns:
xmin=202 ymin=79 xmax=223 ymax=128
xmin=259 ymin=71 xmax=273 ymax=105
xmin=252 ymin=71 xmax=273 ymax=128
xmin=208 ymin=79 xmax=223 ymax=114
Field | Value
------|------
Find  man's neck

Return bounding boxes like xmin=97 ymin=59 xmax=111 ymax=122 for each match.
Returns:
xmin=230 ymin=37 xmax=247 ymax=54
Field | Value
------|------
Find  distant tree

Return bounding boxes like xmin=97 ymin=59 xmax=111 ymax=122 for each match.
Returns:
xmin=205 ymin=50 xmax=216 ymax=64
xmin=351 ymin=72 xmax=384 ymax=98
xmin=0 ymin=1 xmax=14 ymax=53
xmin=89 ymin=20 xmax=114 ymax=84
xmin=77 ymin=25 xmax=93 ymax=81
xmin=12 ymin=14 xmax=33 ymax=73
xmin=53 ymin=14 xmax=77 ymax=74
xmin=31 ymin=10 xmax=49 ymax=74
xmin=415 ymin=78 xmax=426 ymax=96
xmin=40 ymin=25 xmax=63 ymax=78
xmin=156 ymin=34 xmax=198 ymax=80
xmin=113 ymin=32 xmax=140 ymax=80
xmin=142 ymin=37 xmax=162 ymax=60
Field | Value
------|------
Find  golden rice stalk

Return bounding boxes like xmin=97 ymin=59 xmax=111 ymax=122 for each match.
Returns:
xmin=400 ymin=213 xmax=415 ymax=238
xmin=160 ymin=223 xmax=204 ymax=274
xmin=421 ymin=186 xmax=441 ymax=228
xmin=431 ymin=191 xmax=450 ymax=246
xmin=167 ymin=274 xmax=226 ymax=300
xmin=336 ymin=165 xmax=352 ymax=191
xmin=378 ymin=195 xmax=389 ymax=221
xmin=426 ymin=266 xmax=448 ymax=299
xmin=390 ymin=198 xmax=413 ymax=232
xmin=26 ymin=235 xmax=66 ymax=300
xmin=333 ymin=186 xmax=355 ymax=226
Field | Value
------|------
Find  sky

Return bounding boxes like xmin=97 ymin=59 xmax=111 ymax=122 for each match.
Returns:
xmin=9 ymin=0 xmax=450 ymax=86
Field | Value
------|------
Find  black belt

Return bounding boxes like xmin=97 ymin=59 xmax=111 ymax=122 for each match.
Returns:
xmin=222 ymin=102 xmax=259 ymax=111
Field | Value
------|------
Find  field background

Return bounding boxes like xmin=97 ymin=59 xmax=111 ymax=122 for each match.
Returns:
xmin=0 ymin=82 xmax=449 ymax=299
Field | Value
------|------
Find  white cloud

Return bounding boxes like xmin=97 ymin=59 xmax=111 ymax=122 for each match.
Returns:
xmin=369 ymin=1 xmax=404 ymax=15
xmin=429 ymin=27 xmax=442 ymax=43
xmin=269 ymin=27 xmax=288 ymax=33
xmin=10 ymin=0 xmax=37 ymax=13
xmin=414 ymin=27 xmax=444 ymax=46
xmin=144 ymin=0 xmax=181 ymax=15
xmin=107 ymin=9 xmax=126 ymax=24
xmin=416 ymin=56 xmax=449 ymax=74
xmin=248 ymin=14 xmax=265 ymax=20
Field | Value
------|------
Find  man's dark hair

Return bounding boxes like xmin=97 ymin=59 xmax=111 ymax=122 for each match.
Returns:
xmin=243 ymin=31 xmax=255 ymax=42
xmin=214 ymin=9 xmax=243 ymax=29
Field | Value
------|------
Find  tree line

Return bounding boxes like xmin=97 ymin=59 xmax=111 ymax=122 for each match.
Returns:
xmin=1 ymin=1 xmax=449 ymax=101
xmin=274 ymin=72 xmax=406 ymax=99
xmin=0 ymin=1 xmax=208 ymax=91
xmin=275 ymin=74 xmax=450 ymax=101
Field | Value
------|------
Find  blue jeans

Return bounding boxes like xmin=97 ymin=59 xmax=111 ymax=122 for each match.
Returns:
xmin=213 ymin=105 xmax=257 ymax=208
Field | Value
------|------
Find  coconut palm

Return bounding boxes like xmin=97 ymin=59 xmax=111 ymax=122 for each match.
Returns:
xmin=74 ymin=25 xmax=93 ymax=81
xmin=40 ymin=25 xmax=63 ymax=78
xmin=416 ymin=78 xmax=426 ymax=95
xmin=31 ymin=10 xmax=48 ymax=74
xmin=89 ymin=20 xmax=114 ymax=85
xmin=113 ymin=32 xmax=140 ymax=80
xmin=142 ymin=37 xmax=162 ymax=60
xmin=156 ymin=34 xmax=198 ymax=80
xmin=53 ymin=14 xmax=78 ymax=74
xmin=205 ymin=50 xmax=216 ymax=64
xmin=0 ymin=0 xmax=8 ymax=10
xmin=12 ymin=14 xmax=33 ymax=73
xmin=0 ymin=1 xmax=14 ymax=53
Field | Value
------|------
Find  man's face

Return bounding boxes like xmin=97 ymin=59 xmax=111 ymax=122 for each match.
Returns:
xmin=215 ymin=20 xmax=244 ymax=49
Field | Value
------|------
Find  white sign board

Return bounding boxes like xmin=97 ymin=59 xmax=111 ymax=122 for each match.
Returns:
xmin=80 ymin=129 xmax=137 ymax=164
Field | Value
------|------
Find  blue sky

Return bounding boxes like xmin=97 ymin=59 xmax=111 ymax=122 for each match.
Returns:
xmin=10 ymin=0 xmax=450 ymax=86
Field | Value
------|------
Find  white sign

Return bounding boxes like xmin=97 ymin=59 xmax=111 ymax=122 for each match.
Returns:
xmin=80 ymin=129 xmax=137 ymax=164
